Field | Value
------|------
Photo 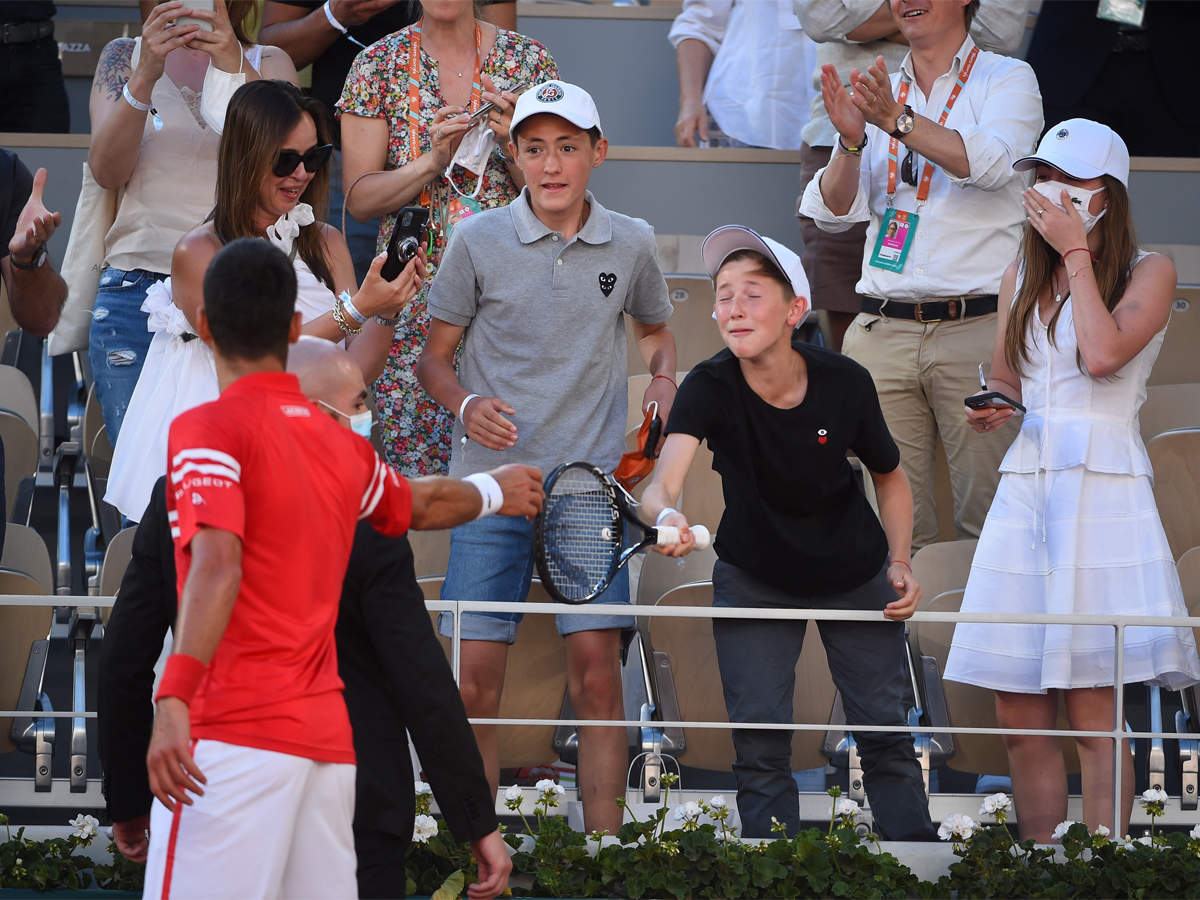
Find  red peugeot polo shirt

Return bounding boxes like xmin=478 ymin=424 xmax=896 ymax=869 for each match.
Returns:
xmin=165 ymin=372 xmax=412 ymax=763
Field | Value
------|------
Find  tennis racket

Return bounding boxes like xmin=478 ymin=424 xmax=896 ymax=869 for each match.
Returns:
xmin=534 ymin=461 xmax=712 ymax=604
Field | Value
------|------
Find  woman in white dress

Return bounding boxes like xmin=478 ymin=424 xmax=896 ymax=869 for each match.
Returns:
xmin=106 ymin=79 xmax=425 ymax=521
xmin=944 ymin=120 xmax=1200 ymax=841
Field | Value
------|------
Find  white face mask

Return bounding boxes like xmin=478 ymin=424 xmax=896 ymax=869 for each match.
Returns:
xmin=443 ymin=119 xmax=496 ymax=199
xmin=199 ymin=58 xmax=247 ymax=135
xmin=1031 ymin=180 xmax=1108 ymax=233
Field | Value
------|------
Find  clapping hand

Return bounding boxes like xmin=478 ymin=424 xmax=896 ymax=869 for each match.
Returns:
xmin=819 ymin=64 xmax=867 ymax=148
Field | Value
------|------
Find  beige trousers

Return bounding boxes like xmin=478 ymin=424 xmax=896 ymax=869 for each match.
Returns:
xmin=843 ymin=310 xmax=1017 ymax=553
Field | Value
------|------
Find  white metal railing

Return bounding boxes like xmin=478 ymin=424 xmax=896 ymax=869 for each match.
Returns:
xmin=5 ymin=593 xmax=1200 ymax=829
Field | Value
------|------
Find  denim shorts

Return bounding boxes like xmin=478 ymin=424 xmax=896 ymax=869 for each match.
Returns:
xmin=88 ymin=267 xmax=167 ymax=439
xmin=437 ymin=514 xmax=633 ymax=644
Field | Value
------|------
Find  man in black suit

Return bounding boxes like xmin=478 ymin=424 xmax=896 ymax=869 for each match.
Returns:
xmin=1026 ymin=1 xmax=1198 ymax=157
xmin=98 ymin=338 xmax=537 ymax=898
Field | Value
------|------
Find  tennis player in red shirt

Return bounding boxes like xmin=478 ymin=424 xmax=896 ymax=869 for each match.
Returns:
xmin=142 ymin=238 xmax=536 ymax=898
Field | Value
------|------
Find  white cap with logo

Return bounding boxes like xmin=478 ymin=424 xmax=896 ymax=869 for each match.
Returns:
xmin=701 ymin=225 xmax=812 ymax=324
xmin=510 ymin=80 xmax=603 ymax=138
xmin=1013 ymin=118 xmax=1130 ymax=187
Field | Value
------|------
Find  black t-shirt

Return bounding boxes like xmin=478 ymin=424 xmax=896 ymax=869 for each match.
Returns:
xmin=1 ymin=2 xmax=55 ymax=23
xmin=277 ymin=0 xmax=421 ymax=125
xmin=1 ymin=149 xmax=34 ymax=262
xmin=667 ymin=342 xmax=899 ymax=598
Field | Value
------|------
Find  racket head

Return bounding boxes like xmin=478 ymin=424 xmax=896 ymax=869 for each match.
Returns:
xmin=534 ymin=462 xmax=623 ymax=604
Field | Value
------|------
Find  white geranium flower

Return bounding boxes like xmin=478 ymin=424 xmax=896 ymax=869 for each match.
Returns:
xmin=835 ymin=798 xmax=860 ymax=819
xmin=414 ymin=780 xmax=433 ymax=796
xmin=504 ymin=785 xmax=523 ymax=802
xmin=674 ymin=801 xmax=702 ymax=822
xmin=1051 ymin=820 xmax=1079 ymax=841
xmin=937 ymin=814 xmax=977 ymax=841
xmin=1094 ymin=824 xmax=1111 ymax=838
xmin=68 ymin=814 xmax=99 ymax=840
xmin=709 ymin=795 xmax=727 ymax=809
xmin=1190 ymin=824 xmax=1200 ymax=840
xmin=979 ymin=793 xmax=1011 ymax=816
xmin=534 ymin=778 xmax=564 ymax=796
xmin=1136 ymin=835 xmax=1155 ymax=847
xmin=1141 ymin=788 xmax=1168 ymax=804
xmin=412 ymin=814 xmax=438 ymax=843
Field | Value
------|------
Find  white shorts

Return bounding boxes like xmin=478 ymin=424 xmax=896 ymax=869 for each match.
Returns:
xmin=142 ymin=739 xmax=356 ymax=899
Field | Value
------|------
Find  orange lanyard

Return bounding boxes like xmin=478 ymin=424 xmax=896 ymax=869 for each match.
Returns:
xmin=886 ymin=45 xmax=978 ymax=206
xmin=407 ymin=20 xmax=483 ymax=207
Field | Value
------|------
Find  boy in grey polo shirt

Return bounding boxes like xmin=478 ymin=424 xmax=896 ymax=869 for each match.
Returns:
xmin=418 ymin=80 xmax=676 ymax=832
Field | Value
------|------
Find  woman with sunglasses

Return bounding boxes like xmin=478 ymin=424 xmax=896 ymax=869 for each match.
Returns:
xmin=87 ymin=0 xmax=299 ymax=443
xmin=105 ymin=79 xmax=424 ymax=522
xmin=337 ymin=0 xmax=558 ymax=476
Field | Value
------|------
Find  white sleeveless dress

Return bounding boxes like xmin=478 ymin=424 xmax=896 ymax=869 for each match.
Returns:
xmin=105 ymin=247 xmax=335 ymax=522
xmin=944 ymin=252 xmax=1200 ymax=692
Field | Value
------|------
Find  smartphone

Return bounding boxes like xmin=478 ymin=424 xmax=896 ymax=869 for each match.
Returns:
xmin=467 ymin=83 xmax=533 ymax=125
xmin=176 ymin=0 xmax=215 ymax=32
xmin=382 ymin=207 xmax=430 ymax=281
xmin=965 ymin=392 xmax=1026 ymax=414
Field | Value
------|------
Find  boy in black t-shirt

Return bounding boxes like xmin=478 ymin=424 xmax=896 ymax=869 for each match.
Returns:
xmin=641 ymin=225 xmax=937 ymax=841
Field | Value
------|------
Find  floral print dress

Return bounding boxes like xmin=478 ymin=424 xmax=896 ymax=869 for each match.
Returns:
xmin=337 ymin=27 xmax=559 ymax=475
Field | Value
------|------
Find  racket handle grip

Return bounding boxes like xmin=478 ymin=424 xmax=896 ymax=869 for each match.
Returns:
xmin=654 ymin=524 xmax=712 ymax=550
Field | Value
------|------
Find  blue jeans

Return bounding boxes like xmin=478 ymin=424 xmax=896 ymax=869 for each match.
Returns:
xmin=88 ymin=267 xmax=166 ymax=440
xmin=330 ymin=149 xmax=383 ymax=286
xmin=712 ymin=560 xmax=937 ymax=841
xmin=437 ymin=514 xmax=633 ymax=643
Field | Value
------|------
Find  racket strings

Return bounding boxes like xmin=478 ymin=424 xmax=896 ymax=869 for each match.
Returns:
xmin=543 ymin=472 xmax=622 ymax=601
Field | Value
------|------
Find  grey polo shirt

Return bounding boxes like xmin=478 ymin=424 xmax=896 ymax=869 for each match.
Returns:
xmin=428 ymin=189 xmax=672 ymax=479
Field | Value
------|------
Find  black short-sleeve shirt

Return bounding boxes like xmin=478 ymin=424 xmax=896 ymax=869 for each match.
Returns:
xmin=666 ymin=342 xmax=899 ymax=597
xmin=276 ymin=0 xmax=420 ymax=132
xmin=1 ymin=149 xmax=34 ymax=262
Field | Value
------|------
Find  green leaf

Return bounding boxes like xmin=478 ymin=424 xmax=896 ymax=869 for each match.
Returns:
xmin=432 ymin=868 xmax=466 ymax=900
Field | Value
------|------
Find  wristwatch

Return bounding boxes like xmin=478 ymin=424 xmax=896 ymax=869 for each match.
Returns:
xmin=10 ymin=244 xmax=46 ymax=270
xmin=891 ymin=105 xmax=915 ymax=139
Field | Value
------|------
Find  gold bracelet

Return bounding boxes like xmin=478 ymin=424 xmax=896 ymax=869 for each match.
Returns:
xmin=331 ymin=296 xmax=362 ymax=336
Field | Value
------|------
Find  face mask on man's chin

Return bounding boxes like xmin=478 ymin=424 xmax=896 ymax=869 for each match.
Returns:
xmin=1031 ymin=181 xmax=1108 ymax=233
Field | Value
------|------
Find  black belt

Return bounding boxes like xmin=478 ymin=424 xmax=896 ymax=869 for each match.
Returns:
xmin=860 ymin=294 xmax=997 ymax=323
xmin=0 ymin=20 xmax=53 ymax=44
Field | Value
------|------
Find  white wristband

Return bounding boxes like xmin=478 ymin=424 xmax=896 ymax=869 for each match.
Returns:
xmin=339 ymin=291 xmax=367 ymax=324
xmin=458 ymin=393 xmax=480 ymax=424
xmin=655 ymin=507 xmax=679 ymax=526
xmin=323 ymin=0 xmax=348 ymax=33
xmin=122 ymin=83 xmax=151 ymax=111
xmin=464 ymin=472 xmax=504 ymax=519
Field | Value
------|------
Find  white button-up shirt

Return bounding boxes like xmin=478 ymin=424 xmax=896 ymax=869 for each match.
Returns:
xmin=796 ymin=0 xmax=1031 ymax=148
xmin=798 ymin=35 xmax=1043 ymax=300
xmin=669 ymin=0 xmax=818 ymax=150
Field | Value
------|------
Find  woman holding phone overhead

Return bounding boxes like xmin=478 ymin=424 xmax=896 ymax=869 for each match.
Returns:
xmin=945 ymin=120 xmax=1200 ymax=841
xmin=87 ymin=0 xmax=298 ymax=441
xmin=105 ymin=80 xmax=424 ymax=523
xmin=337 ymin=0 xmax=559 ymax=476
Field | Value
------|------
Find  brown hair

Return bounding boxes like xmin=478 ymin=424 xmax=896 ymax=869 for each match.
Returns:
xmin=1003 ymin=174 xmax=1136 ymax=376
xmin=713 ymin=249 xmax=793 ymax=298
xmin=227 ymin=0 xmax=259 ymax=46
xmin=212 ymin=80 xmax=334 ymax=292
xmin=964 ymin=0 xmax=980 ymax=29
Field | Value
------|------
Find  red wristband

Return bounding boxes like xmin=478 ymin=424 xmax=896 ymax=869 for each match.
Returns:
xmin=889 ymin=559 xmax=912 ymax=573
xmin=1062 ymin=247 xmax=1096 ymax=263
xmin=652 ymin=374 xmax=677 ymax=389
xmin=156 ymin=654 xmax=207 ymax=706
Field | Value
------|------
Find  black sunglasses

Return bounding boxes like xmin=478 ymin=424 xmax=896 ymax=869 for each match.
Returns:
xmin=273 ymin=143 xmax=333 ymax=178
xmin=901 ymin=148 xmax=919 ymax=187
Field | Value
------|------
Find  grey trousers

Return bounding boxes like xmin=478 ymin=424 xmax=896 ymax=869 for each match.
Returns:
xmin=711 ymin=560 xmax=938 ymax=841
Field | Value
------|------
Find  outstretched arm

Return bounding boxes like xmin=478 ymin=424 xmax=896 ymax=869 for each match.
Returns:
xmin=640 ymin=432 xmax=703 ymax=558
xmin=408 ymin=464 xmax=543 ymax=528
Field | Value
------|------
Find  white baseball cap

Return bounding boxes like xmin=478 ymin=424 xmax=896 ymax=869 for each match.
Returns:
xmin=702 ymin=225 xmax=812 ymax=323
xmin=510 ymin=80 xmax=603 ymax=139
xmin=1013 ymin=118 xmax=1130 ymax=187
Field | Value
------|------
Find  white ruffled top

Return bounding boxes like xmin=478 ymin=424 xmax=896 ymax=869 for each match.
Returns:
xmin=999 ymin=250 xmax=1161 ymax=478
xmin=140 ymin=204 xmax=333 ymax=335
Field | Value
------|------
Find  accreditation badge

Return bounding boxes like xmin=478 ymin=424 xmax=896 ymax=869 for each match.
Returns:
xmin=868 ymin=208 xmax=918 ymax=273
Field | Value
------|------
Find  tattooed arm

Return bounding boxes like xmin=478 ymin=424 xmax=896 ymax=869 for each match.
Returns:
xmin=89 ymin=3 xmax=201 ymax=189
